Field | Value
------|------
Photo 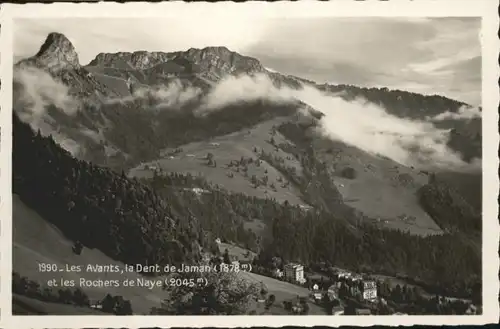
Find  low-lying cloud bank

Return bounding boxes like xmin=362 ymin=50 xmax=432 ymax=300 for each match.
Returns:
xmin=197 ymin=73 xmax=481 ymax=171
xmin=13 ymin=66 xmax=82 ymax=156
xmin=197 ymin=74 xmax=297 ymax=112
xmin=13 ymin=66 xmax=80 ymax=118
xmin=104 ymin=79 xmax=203 ymax=110
xmin=13 ymin=66 xmax=481 ymax=171
xmin=428 ymin=105 xmax=482 ymax=121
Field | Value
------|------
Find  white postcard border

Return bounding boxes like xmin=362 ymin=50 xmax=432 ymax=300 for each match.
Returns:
xmin=0 ymin=0 xmax=498 ymax=328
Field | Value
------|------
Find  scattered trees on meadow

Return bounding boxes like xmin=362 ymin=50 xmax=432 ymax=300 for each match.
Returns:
xmin=155 ymin=270 xmax=260 ymax=315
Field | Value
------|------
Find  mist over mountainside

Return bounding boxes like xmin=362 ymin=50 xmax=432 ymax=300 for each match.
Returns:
xmin=15 ymin=32 xmax=481 ymax=167
xmin=12 ymin=31 xmax=483 ymax=314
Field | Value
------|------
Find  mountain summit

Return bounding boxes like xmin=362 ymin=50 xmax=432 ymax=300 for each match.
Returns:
xmin=183 ymin=46 xmax=265 ymax=76
xmin=87 ymin=45 xmax=266 ymax=79
xmin=32 ymin=32 xmax=80 ymax=70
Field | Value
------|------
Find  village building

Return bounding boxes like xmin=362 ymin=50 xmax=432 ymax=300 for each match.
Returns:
xmin=284 ymin=263 xmax=306 ymax=284
xmin=337 ymin=270 xmax=352 ymax=279
xmin=361 ymin=280 xmax=378 ymax=302
xmin=312 ymin=291 xmax=323 ymax=302
xmin=191 ymin=187 xmax=207 ymax=195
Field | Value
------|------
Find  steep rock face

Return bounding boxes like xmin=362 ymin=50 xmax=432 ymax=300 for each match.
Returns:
xmin=88 ymin=51 xmax=175 ymax=70
xmin=182 ymin=46 xmax=266 ymax=76
xmin=88 ymin=46 xmax=266 ymax=79
xmin=16 ymin=33 xmax=117 ymax=100
xmin=33 ymin=32 xmax=80 ymax=70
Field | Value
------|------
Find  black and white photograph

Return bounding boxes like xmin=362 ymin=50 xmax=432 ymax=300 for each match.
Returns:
xmin=1 ymin=0 xmax=498 ymax=326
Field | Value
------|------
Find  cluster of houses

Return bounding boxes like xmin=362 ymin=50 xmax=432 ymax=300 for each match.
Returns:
xmin=334 ymin=270 xmax=378 ymax=302
xmin=275 ymin=263 xmax=381 ymax=315
xmin=272 ymin=263 xmax=378 ymax=302
xmin=208 ymin=244 xmax=480 ymax=316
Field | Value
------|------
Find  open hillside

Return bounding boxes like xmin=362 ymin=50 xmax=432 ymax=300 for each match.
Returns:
xmin=13 ymin=194 xmax=167 ymax=314
xmin=130 ymin=114 xmax=443 ymax=236
xmin=12 ymin=31 xmax=483 ymax=314
xmin=130 ymin=117 xmax=307 ymax=206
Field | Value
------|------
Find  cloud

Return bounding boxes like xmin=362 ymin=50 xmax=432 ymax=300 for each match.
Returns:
xmin=12 ymin=65 xmax=480 ymax=171
xmin=198 ymin=74 xmax=294 ymax=111
xmin=196 ymin=73 xmax=479 ymax=170
xmin=428 ymin=105 xmax=482 ymax=121
xmin=104 ymin=79 xmax=202 ymax=109
xmin=13 ymin=65 xmax=83 ymax=156
xmin=13 ymin=65 xmax=80 ymax=118
xmin=406 ymin=49 xmax=478 ymax=76
xmin=246 ymin=17 xmax=481 ymax=106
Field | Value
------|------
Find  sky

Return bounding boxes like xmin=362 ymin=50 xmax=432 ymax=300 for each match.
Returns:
xmin=13 ymin=17 xmax=481 ymax=106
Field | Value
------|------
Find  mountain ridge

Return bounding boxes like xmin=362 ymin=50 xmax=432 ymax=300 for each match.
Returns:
xmin=18 ymin=32 xmax=478 ymax=109
xmin=14 ymin=32 xmax=482 ymax=167
xmin=88 ymin=45 xmax=266 ymax=76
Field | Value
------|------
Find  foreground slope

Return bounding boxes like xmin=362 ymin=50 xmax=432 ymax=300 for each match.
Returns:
xmin=13 ymin=112 xmax=207 ymax=271
xmin=13 ymin=194 xmax=166 ymax=314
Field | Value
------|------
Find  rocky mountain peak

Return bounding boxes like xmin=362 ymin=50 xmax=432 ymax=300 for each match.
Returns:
xmin=182 ymin=46 xmax=265 ymax=76
xmin=88 ymin=51 xmax=174 ymax=70
xmin=34 ymin=32 xmax=80 ymax=70
xmin=86 ymin=46 xmax=266 ymax=79
xmin=186 ymin=46 xmax=231 ymax=56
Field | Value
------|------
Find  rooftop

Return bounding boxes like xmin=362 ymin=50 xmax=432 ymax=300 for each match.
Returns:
xmin=285 ymin=262 xmax=303 ymax=267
